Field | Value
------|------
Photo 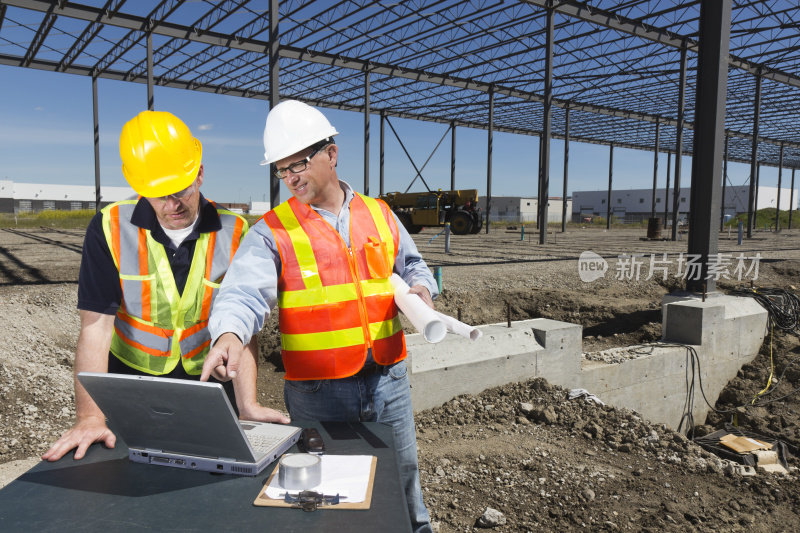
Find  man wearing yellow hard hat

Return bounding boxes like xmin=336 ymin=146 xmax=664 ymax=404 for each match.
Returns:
xmin=43 ymin=110 xmax=289 ymax=462
xmin=202 ymin=100 xmax=437 ymax=532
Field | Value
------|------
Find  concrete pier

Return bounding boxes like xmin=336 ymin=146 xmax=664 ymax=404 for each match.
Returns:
xmin=407 ymin=294 xmax=768 ymax=430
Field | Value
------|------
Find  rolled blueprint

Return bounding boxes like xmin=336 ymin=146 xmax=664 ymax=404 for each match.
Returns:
xmin=390 ymin=274 xmax=447 ymax=343
xmin=434 ymin=310 xmax=482 ymax=341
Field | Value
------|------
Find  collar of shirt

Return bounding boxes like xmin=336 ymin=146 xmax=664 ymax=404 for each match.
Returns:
xmin=130 ymin=194 xmax=222 ymax=250
xmin=309 ymin=180 xmax=354 ymax=246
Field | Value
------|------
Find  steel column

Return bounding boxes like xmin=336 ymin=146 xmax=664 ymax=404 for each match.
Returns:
xmin=651 ymin=121 xmax=660 ymax=219
xmin=747 ymin=72 xmax=762 ymax=238
xmin=268 ymin=0 xmax=280 ymax=207
xmin=561 ymin=105 xmax=570 ymax=232
xmin=450 ymin=121 xmax=456 ymax=191
xmin=721 ymin=134 xmax=728 ymax=231
xmin=754 ymin=163 xmax=761 ymax=228
xmin=664 ymin=151 xmax=671 ymax=225
xmin=790 ymin=169 xmax=796 ymax=230
xmin=776 ymin=143 xmax=784 ymax=232
xmin=92 ymin=75 xmax=101 ymax=212
xmin=485 ymin=87 xmax=494 ymax=234
xmin=363 ymin=71 xmax=370 ymax=195
xmin=379 ymin=111 xmax=385 ymax=196
xmin=671 ymin=43 xmax=688 ymax=241
xmin=146 ymin=32 xmax=154 ymax=110
xmin=538 ymin=3 xmax=554 ymax=244
xmin=606 ymin=143 xmax=613 ymax=230
xmin=686 ymin=0 xmax=731 ymax=293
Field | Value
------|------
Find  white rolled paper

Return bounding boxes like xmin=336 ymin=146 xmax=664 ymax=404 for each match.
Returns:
xmin=390 ymin=274 xmax=447 ymax=343
xmin=434 ymin=310 xmax=482 ymax=341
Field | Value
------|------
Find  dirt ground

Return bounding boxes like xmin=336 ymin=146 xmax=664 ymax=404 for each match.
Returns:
xmin=1 ymin=224 xmax=800 ymax=532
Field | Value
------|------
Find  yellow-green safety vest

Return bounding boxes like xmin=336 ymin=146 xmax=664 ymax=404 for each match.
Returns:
xmin=101 ymin=200 xmax=247 ymax=375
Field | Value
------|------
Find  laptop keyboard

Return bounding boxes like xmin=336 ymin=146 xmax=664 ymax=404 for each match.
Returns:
xmin=247 ymin=433 xmax=283 ymax=452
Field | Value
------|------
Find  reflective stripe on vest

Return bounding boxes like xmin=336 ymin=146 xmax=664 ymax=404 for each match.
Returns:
xmin=264 ymin=193 xmax=405 ymax=380
xmin=101 ymin=200 xmax=246 ymax=375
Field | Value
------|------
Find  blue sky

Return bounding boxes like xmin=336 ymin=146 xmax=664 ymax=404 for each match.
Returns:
xmin=0 ymin=64 xmax=781 ymax=206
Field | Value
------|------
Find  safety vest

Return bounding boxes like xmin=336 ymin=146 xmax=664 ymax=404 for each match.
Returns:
xmin=101 ymin=200 xmax=247 ymax=375
xmin=264 ymin=193 xmax=405 ymax=380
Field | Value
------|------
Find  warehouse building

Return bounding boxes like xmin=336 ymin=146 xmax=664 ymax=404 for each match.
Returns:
xmin=0 ymin=180 xmax=134 ymax=214
xmin=478 ymin=196 xmax=572 ymax=224
xmin=572 ymin=185 xmax=798 ymax=224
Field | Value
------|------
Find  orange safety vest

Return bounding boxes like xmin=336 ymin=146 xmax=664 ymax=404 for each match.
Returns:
xmin=264 ymin=193 xmax=405 ymax=380
xmin=101 ymin=200 xmax=247 ymax=375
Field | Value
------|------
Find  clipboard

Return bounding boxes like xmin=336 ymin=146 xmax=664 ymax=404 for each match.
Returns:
xmin=253 ymin=455 xmax=377 ymax=509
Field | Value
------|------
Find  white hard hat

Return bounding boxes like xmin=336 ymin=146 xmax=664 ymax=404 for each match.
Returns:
xmin=261 ymin=100 xmax=339 ymax=165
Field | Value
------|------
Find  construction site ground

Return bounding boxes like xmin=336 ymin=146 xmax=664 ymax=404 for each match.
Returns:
xmin=1 ymin=223 xmax=799 ymax=532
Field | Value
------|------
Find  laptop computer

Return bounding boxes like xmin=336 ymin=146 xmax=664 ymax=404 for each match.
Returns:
xmin=77 ymin=372 xmax=301 ymax=476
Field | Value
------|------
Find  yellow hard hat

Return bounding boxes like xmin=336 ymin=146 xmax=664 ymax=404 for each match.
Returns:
xmin=119 ymin=110 xmax=202 ymax=197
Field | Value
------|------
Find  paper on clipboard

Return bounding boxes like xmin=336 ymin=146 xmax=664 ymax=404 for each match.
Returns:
xmin=264 ymin=455 xmax=374 ymax=503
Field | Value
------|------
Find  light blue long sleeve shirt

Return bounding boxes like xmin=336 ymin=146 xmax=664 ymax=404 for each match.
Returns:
xmin=208 ymin=180 xmax=438 ymax=346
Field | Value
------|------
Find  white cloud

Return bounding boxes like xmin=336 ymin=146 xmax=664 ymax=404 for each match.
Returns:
xmin=200 ymin=134 xmax=261 ymax=147
xmin=34 ymin=106 xmax=45 ymax=111
xmin=197 ymin=123 xmax=213 ymax=131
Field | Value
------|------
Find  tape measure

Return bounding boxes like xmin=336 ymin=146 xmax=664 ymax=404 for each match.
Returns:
xmin=279 ymin=453 xmax=322 ymax=490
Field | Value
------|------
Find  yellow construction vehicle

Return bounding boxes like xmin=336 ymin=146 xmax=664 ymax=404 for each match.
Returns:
xmin=379 ymin=189 xmax=483 ymax=235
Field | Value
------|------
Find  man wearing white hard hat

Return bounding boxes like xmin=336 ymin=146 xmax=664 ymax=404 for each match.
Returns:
xmin=42 ymin=110 xmax=289 ymax=463
xmin=204 ymin=100 xmax=437 ymax=532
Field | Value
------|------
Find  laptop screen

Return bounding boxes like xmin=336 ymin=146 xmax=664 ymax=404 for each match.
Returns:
xmin=77 ymin=373 xmax=256 ymax=461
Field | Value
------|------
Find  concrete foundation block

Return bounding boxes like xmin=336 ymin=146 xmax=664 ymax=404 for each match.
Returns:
xmin=406 ymin=294 xmax=767 ymax=432
xmin=406 ymin=319 xmax=580 ymax=412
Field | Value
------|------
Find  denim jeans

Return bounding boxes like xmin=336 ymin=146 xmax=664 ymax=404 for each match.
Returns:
xmin=283 ymin=359 xmax=432 ymax=533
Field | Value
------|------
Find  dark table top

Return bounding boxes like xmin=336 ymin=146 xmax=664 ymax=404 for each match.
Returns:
xmin=0 ymin=421 xmax=411 ymax=532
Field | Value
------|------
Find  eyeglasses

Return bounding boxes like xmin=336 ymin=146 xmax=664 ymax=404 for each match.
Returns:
xmin=273 ymin=144 xmax=328 ymax=180
xmin=155 ymin=180 xmax=196 ymax=202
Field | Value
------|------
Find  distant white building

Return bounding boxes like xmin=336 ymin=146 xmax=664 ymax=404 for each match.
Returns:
xmin=572 ymin=185 xmax=798 ymax=223
xmin=478 ymin=196 xmax=572 ymax=223
xmin=248 ymin=201 xmax=271 ymax=216
xmin=0 ymin=180 xmax=135 ymax=214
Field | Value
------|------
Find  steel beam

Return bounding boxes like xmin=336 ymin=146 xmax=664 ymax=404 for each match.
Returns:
xmin=538 ymin=3 xmax=553 ymax=245
xmin=686 ymin=0 xmax=731 ymax=293
xmin=651 ymin=121 xmax=660 ymax=219
xmin=450 ymin=121 xmax=456 ymax=191
xmin=268 ymin=0 xmax=279 ymax=208
xmin=606 ymin=143 xmax=613 ymax=230
xmin=561 ymin=105 xmax=569 ymax=233
xmin=364 ymin=71 xmax=370 ymax=196
xmin=92 ymin=75 xmax=101 ymax=212
xmin=789 ymin=169 xmax=795 ymax=230
xmin=380 ymin=111 xmax=385 ymax=197
xmin=721 ymin=135 xmax=728 ymax=231
xmin=747 ymin=73 xmax=762 ymax=238
xmin=146 ymin=32 xmax=154 ymax=110
xmin=520 ymin=0 xmax=800 ymax=89
xmin=671 ymin=44 xmax=688 ymax=241
xmin=485 ymin=87 xmax=494 ymax=234
xmin=776 ymin=143 xmax=783 ymax=232
xmin=664 ymin=151 xmax=671 ymax=225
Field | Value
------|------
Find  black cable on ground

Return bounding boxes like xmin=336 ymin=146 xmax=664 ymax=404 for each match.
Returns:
xmin=671 ymin=286 xmax=800 ymax=440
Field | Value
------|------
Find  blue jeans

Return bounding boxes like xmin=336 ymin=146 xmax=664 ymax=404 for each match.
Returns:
xmin=283 ymin=359 xmax=432 ymax=533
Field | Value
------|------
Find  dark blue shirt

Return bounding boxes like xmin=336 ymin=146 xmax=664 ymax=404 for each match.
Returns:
xmin=78 ymin=195 xmax=222 ymax=315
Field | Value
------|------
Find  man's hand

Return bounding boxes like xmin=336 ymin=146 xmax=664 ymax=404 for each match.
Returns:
xmin=201 ymin=332 xmax=244 ymax=381
xmin=239 ymin=403 xmax=291 ymax=424
xmin=41 ymin=415 xmax=116 ymax=462
xmin=408 ymin=285 xmax=434 ymax=309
